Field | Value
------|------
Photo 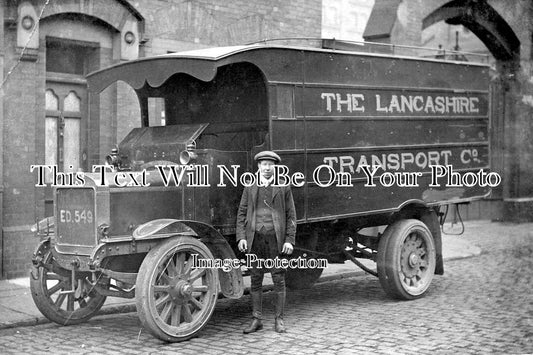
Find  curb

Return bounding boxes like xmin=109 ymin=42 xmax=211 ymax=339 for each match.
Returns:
xmin=0 ymin=303 xmax=138 ymax=331
xmin=0 ymin=317 xmax=50 ymax=330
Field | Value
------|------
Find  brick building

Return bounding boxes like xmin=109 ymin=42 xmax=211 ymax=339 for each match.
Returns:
xmin=0 ymin=0 xmax=321 ymax=278
xmin=0 ymin=0 xmax=531 ymax=279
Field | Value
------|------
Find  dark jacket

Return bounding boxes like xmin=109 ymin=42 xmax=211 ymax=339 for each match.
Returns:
xmin=236 ymin=183 xmax=296 ymax=253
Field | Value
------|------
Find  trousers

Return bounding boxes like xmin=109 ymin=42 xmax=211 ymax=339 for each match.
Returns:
xmin=249 ymin=228 xmax=286 ymax=293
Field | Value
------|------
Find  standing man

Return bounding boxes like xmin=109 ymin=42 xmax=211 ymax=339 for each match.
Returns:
xmin=236 ymin=151 xmax=296 ymax=334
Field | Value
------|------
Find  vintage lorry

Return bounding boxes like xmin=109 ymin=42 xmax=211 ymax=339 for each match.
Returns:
xmin=30 ymin=40 xmax=491 ymax=342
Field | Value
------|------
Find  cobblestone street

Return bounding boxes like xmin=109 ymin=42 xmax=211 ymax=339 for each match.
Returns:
xmin=0 ymin=223 xmax=531 ymax=354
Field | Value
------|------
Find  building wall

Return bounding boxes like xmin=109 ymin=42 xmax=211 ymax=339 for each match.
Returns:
xmin=133 ymin=0 xmax=322 ymax=55
xmin=2 ymin=26 xmax=44 ymax=278
xmin=0 ymin=0 xmax=321 ymax=279
xmin=0 ymin=3 xmax=4 ymax=277
xmin=487 ymin=0 xmax=533 ymax=203
xmin=322 ymin=0 xmax=375 ymax=42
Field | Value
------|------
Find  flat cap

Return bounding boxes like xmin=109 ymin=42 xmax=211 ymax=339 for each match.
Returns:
xmin=254 ymin=150 xmax=281 ymax=163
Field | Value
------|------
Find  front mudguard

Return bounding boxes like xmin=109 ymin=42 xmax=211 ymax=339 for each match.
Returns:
xmin=133 ymin=219 xmax=244 ymax=299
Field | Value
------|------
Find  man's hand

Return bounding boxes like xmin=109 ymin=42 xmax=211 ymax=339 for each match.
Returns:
xmin=238 ymin=239 xmax=247 ymax=253
xmin=282 ymin=242 xmax=293 ymax=255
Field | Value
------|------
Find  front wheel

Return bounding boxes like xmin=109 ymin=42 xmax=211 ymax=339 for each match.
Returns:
xmin=30 ymin=246 xmax=107 ymax=325
xmin=136 ymin=237 xmax=219 ymax=342
xmin=377 ymin=219 xmax=436 ymax=300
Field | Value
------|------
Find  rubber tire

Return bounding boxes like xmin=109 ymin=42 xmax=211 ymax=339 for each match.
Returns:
xmin=377 ymin=219 xmax=436 ymax=300
xmin=286 ymin=267 xmax=324 ymax=290
xmin=136 ymin=237 xmax=218 ymax=342
xmin=30 ymin=249 xmax=106 ymax=325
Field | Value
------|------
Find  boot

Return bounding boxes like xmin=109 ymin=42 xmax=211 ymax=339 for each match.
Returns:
xmin=243 ymin=291 xmax=263 ymax=334
xmin=274 ymin=291 xmax=286 ymax=333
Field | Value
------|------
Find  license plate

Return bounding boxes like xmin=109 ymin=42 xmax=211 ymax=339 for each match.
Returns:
xmin=56 ymin=188 xmax=95 ymax=246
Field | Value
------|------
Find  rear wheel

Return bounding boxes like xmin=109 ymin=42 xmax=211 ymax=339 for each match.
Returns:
xmin=377 ymin=219 xmax=436 ymax=300
xmin=136 ymin=237 xmax=218 ymax=342
xmin=30 ymin=246 xmax=106 ymax=325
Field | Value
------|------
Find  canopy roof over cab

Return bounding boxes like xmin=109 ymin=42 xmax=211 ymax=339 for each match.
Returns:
xmin=86 ymin=42 xmax=489 ymax=94
xmin=87 ymin=44 xmax=292 ymax=93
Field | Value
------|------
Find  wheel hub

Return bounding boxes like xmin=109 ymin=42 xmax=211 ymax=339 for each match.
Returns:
xmin=401 ymin=237 xmax=424 ymax=278
xmin=169 ymin=279 xmax=193 ymax=300
xmin=179 ymin=283 xmax=193 ymax=297
xmin=408 ymin=252 xmax=419 ymax=267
